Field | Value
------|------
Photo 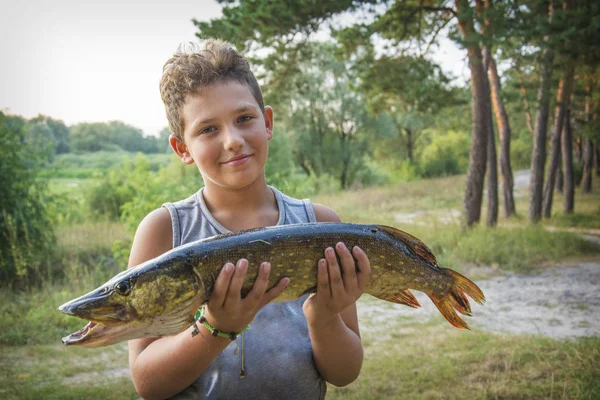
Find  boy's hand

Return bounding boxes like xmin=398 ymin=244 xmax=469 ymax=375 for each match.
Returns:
xmin=204 ymin=259 xmax=290 ymax=334
xmin=303 ymin=243 xmax=371 ymax=326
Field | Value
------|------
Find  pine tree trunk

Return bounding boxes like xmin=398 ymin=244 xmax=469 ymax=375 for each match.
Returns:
xmin=575 ymin=137 xmax=582 ymax=164
xmin=582 ymin=85 xmax=594 ymax=193
xmin=583 ymin=139 xmax=593 ymax=193
xmin=457 ymin=0 xmax=490 ymax=227
xmin=562 ymin=110 xmax=574 ymax=213
xmin=556 ymin=149 xmax=563 ymax=193
xmin=488 ymin=54 xmax=516 ymax=218
xmin=486 ymin=118 xmax=499 ymax=227
xmin=405 ymin=128 xmax=414 ymax=163
xmin=595 ymin=145 xmax=599 ymax=176
xmin=542 ymin=63 xmax=575 ymax=218
xmin=483 ymin=47 xmax=498 ymax=227
xmin=529 ymin=2 xmax=555 ymax=223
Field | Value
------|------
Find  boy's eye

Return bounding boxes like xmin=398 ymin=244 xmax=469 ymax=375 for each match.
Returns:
xmin=200 ymin=126 xmax=217 ymax=135
xmin=238 ymin=115 xmax=253 ymax=123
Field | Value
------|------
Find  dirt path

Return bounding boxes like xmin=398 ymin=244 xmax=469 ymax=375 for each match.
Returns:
xmin=385 ymin=169 xmax=600 ymax=339
xmin=360 ymin=260 xmax=600 ymax=339
xmin=468 ymin=261 xmax=600 ymax=338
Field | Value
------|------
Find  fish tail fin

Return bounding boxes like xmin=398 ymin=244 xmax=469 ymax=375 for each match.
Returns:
xmin=429 ymin=268 xmax=486 ymax=330
xmin=371 ymin=289 xmax=421 ymax=308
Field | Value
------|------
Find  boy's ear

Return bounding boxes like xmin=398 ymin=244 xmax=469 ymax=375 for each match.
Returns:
xmin=264 ymin=106 xmax=274 ymax=141
xmin=169 ymin=134 xmax=194 ymax=165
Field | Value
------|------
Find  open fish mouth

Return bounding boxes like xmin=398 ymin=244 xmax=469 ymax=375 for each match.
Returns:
xmin=62 ymin=321 xmax=109 ymax=345
xmin=62 ymin=320 xmax=134 ymax=347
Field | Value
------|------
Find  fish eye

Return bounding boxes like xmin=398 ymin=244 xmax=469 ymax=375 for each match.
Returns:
xmin=115 ymin=280 xmax=132 ymax=296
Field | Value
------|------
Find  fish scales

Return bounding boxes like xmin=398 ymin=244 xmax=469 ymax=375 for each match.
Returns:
xmin=188 ymin=223 xmax=423 ymax=301
xmin=59 ymin=223 xmax=486 ymax=347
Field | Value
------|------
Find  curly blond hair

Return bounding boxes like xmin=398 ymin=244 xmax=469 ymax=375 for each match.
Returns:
xmin=159 ymin=39 xmax=265 ymax=141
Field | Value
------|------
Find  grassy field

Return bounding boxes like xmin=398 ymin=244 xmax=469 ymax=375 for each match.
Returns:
xmin=1 ymin=172 xmax=599 ymax=399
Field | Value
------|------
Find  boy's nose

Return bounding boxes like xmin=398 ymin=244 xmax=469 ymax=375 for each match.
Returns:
xmin=222 ymin=126 xmax=244 ymax=151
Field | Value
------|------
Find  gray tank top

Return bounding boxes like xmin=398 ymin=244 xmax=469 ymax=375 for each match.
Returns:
xmin=162 ymin=186 xmax=326 ymax=400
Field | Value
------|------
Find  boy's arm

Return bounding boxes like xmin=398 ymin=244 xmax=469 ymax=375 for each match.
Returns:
xmin=303 ymin=204 xmax=371 ymax=387
xmin=128 ymin=208 xmax=288 ymax=400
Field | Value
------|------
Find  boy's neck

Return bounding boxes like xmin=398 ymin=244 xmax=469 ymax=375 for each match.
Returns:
xmin=201 ymin=177 xmax=279 ymax=231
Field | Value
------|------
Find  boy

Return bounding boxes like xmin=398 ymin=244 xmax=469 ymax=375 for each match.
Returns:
xmin=128 ymin=39 xmax=371 ymax=400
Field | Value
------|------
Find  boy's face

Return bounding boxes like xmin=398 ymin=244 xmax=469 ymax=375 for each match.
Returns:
xmin=170 ymin=81 xmax=273 ymax=190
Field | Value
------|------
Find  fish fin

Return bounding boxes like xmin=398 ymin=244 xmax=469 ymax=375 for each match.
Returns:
xmin=429 ymin=268 xmax=486 ymax=329
xmin=372 ymin=289 xmax=421 ymax=308
xmin=377 ymin=225 xmax=438 ymax=265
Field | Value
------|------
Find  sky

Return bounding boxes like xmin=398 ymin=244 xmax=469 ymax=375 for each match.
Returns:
xmin=1 ymin=0 xmax=468 ymax=137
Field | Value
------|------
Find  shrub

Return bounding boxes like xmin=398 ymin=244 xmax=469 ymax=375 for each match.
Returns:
xmin=511 ymin=134 xmax=533 ymax=170
xmin=419 ymin=130 xmax=470 ymax=177
xmin=0 ymin=113 xmax=56 ymax=287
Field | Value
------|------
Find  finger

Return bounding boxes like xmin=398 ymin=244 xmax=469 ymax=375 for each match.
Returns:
xmin=209 ymin=262 xmax=235 ymax=309
xmin=224 ymin=259 xmax=248 ymax=307
xmin=258 ymin=276 xmax=291 ymax=309
xmin=353 ymin=246 xmax=371 ymax=291
xmin=315 ymin=258 xmax=330 ymax=300
xmin=325 ymin=247 xmax=345 ymax=299
xmin=243 ymin=262 xmax=271 ymax=307
xmin=336 ymin=242 xmax=358 ymax=291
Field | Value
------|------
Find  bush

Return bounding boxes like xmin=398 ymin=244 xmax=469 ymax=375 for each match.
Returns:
xmin=511 ymin=134 xmax=533 ymax=170
xmin=0 ymin=113 xmax=56 ymax=287
xmin=419 ymin=130 xmax=470 ymax=177
xmin=273 ymin=171 xmax=340 ymax=198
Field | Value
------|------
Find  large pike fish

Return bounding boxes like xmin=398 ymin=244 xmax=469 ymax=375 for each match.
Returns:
xmin=59 ymin=223 xmax=485 ymax=347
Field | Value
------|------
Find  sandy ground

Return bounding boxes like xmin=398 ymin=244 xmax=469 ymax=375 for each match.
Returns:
xmin=359 ymin=261 xmax=600 ymax=339
xmin=383 ymin=169 xmax=600 ymax=339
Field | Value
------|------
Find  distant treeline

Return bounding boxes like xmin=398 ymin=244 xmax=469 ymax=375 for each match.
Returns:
xmin=5 ymin=113 xmax=171 ymax=160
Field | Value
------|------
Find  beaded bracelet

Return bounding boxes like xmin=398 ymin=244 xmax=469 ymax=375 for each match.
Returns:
xmin=192 ymin=306 xmax=249 ymax=340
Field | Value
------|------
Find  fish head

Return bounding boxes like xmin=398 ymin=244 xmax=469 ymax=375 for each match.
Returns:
xmin=59 ymin=256 xmax=203 ymax=347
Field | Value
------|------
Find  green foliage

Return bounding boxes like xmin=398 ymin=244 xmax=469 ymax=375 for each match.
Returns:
xmin=119 ymin=157 xmax=204 ymax=233
xmin=419 ymin=130 xmax=470 ymax=178
xmin=69 ymin=121 xmax=165 ymax=154
xmin=29 ymin=114 xmax=70 ymax=154
xmin=27 ymin=122 xmax=57 ymax=163
xmin=511 ymin=133 xmax=533 ymax=170
xmin=51 ymin=151 xmax=173 ymax=176
xmin=432 ymin=224 xmax=600 ymax=273
xmin=82 ymin=154 xmax=201 ymax=228
xmin=275 ymin=172 xmax=341 ymax=199
xmin=360 ymin=55 xmax=455 ymax=116
xmin=387 ymin=160 xmax=420 ymax=183
xmin=263 ymin=129 xmax=296 ymax=186
xmin=0 ymin=112 xmax=56 ymax=287
xmin=195 ymin=0 xmax=358 ymax=50
xmin=273 ymin=42 xmax=385 ymax=189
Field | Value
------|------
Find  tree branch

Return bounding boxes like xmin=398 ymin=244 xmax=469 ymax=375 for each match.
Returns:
xmin=422 ymin=16 xmax=454 ymax=56
xmin=420 ymin=6 xmax=457 ymax=17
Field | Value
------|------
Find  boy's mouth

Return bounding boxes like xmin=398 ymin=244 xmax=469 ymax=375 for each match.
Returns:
xmin=222 ymin=154 xmax=252 ymax=166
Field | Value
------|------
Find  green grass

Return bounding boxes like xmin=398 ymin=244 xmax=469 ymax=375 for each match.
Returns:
xmin=0 ymin=343 xmax=137 ymax=400
xmin=56 ymin=220 xmax=129 ymax=250
xmin=329 ymin=321 xmax=600 ymax=399
xmin=0 ymin=220 xmax=130 ymax=346
xmin=327 ymin=295 xmax=600 ymax=399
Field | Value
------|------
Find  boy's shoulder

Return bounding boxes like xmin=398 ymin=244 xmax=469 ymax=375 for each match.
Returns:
xmin=129 ymin=207 xmax=173 ymax=268
xmin=312 ymin=202 xmax=341 ymax=223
